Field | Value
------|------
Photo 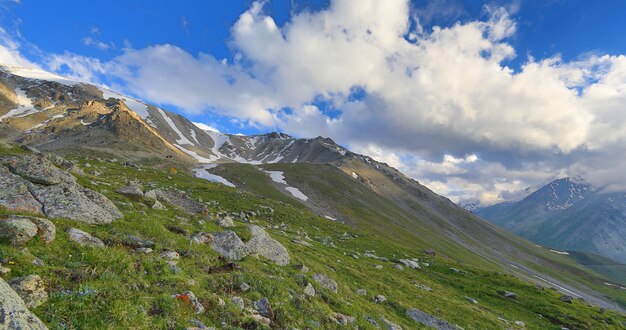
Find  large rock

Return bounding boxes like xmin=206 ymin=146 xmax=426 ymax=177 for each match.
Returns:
xmin=0 ymin=277 xmax=48 ymax=329
xmin=312 ymin=273 xmax=338 ymax=293
xmin=245 ymin=225 xmax=290 ymax=266
xmin=115 ymin=181 xmax=144 ymax=199
xmin=7 ymin=154 xmax=74 ymax=185
xmin=152 ymin=189 xmax=208 ymax=216
xmin=8 ymin=275 xmax=48 ymax=309
xmin=406 ymin=308 xmax=456 ymax=330
xmin=0 ymin=215 xmax=56 ymax=245
xmin=0 ymin=216 xmax=38 ymax=245
xmin=29 ymin=183 xmax=122 ymax=224
xmin=0 ymin=165 xmax=43 ymax=215
xmin=67 ymin=228 xmax=105 ymax=248
xmin=210 ymin=231 xmax=248 ymax=260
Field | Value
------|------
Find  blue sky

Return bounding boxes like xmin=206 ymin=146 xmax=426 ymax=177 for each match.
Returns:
xmin=2 ymin=0 xmax=626 ymax=205
xmin=4 ymin=0 xmax=626 ymax=135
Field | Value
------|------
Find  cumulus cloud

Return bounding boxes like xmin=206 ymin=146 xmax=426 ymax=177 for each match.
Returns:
xmin=3 ymin=0 xmax=626 ymax=205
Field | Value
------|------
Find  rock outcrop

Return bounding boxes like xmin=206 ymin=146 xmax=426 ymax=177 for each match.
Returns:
xmin=9 ymin=275 xmax=48 ymax=309
xmin=0 ymin=277 xmax=48 ymax=329
xmin=1 ymin=154 xmax=122 ymax=224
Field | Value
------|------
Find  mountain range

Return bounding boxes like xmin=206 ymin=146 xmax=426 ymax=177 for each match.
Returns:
xmin=475 ymin=178 xmax=626 ymax=265
xmin=1 ymin=64 xmax=625 ymax=328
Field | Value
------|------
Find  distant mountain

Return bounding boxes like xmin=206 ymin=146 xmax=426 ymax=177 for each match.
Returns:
xmin=475 ymin=178 xmax=626 ymax=263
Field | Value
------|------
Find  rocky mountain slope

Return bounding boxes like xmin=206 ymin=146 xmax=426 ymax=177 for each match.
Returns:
xmin=475 ymin=178 xmax=626 ymax=264
xmin=1 ymin=65 xmax=625 ymax=328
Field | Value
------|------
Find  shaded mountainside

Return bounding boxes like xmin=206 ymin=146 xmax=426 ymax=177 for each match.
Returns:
xmin=476 ymin=178 xmax=626 ymax=265
xmin=1 ymin=65 xmax=625 ymax=321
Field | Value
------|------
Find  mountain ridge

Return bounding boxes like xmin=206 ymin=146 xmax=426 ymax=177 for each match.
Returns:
xmin=475 ymin=177 xmax=626 ymax=264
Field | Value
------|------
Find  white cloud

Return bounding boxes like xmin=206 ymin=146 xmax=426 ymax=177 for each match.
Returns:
xmin=3 ymin=0 xmax=626 ymax=205
xmin=193 ymin=122 xmax=220 ymax=132
xmin=82 ymin=36 xmax=113 ymax=50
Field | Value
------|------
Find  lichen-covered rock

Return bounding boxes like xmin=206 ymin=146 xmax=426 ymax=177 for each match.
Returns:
xmin=210 ymin=231 xmax=247 ymax=261
xmin=174 ymin=291 xmax=204 ymax=314
xmin=29 ymin=183 xmax=121 ymax=224
xmin=7 ymin=154 xmax=74 ymax=185
xmin=406 ymin=308 xmax=456 ymax=330
xmin=29 ymin=217 xmax=56 ymax=244
xmin=0 ymin=215 xmax=38 ymax=245
xmin=67 ymin=228 xmax=105 ymax=248
xmin=312 ymin=273 xmax=338 ymax=293
xmin=0 ymin=165 xmax=43 ymax=215
xmin=0 ymin=277 xmax=48 ymax=329
xmin=8 ymin=275 xmax=48 ymax=309
xmin=245 ymin=225 xmax=290 ymax=266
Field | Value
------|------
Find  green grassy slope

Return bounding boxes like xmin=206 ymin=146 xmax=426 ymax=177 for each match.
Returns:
xmin=216 ymin=162 xmax=626 ymax=312
xmin=0 ymin=144 xmax=624 ymax=329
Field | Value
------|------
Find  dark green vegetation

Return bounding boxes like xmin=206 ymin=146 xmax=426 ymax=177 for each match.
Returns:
xmin=1 ymin=144 xmax=625 ymax=329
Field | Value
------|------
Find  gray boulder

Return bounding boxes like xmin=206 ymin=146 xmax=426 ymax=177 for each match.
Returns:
xmin=245 ymin=225 xmax=290 ymax=266
xmin=312 ymin=273 xmax=338 ymax=293
xmin=0 ymin=277 xmax=48 ymax=329
xmin=9 ymin=275 xmax=48 ymax=309
xmin=406 ymin=308 xmax=456 ymax=330
xmin=67 ymin=228 xmax=105 ymax=248
xmin=7 ymin=155 xmax=74 ymax=185
xmin=210 ymin=231 xmax=247 ymax=260
xmin=115 ymin=181 xmax=144 ymax=199
xmin=0 ymin=166 xmax=43 ymax=215
xmin=29 ymin=183 xmax=122 ymax=224
xmin=0 ymin=216 xmax=38 ymax=245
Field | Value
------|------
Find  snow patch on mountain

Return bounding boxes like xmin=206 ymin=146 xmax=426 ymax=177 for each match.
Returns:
xmin=263 ymin=169 xmax=308 ymax=201
xmin=286 ymin=186 xmax=308 ymax=201
xmin=193 ymin=164 xmax=236 ymax=187
xmin=266 ymin=171 xmax=288 ymax=184
xmin=2 ymin=65 xmax=78 ymax=85
xmin=157 ymin=108 xmax=194 ymax=146
xmin=0 ymin=88 xmax=36 ymax=121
